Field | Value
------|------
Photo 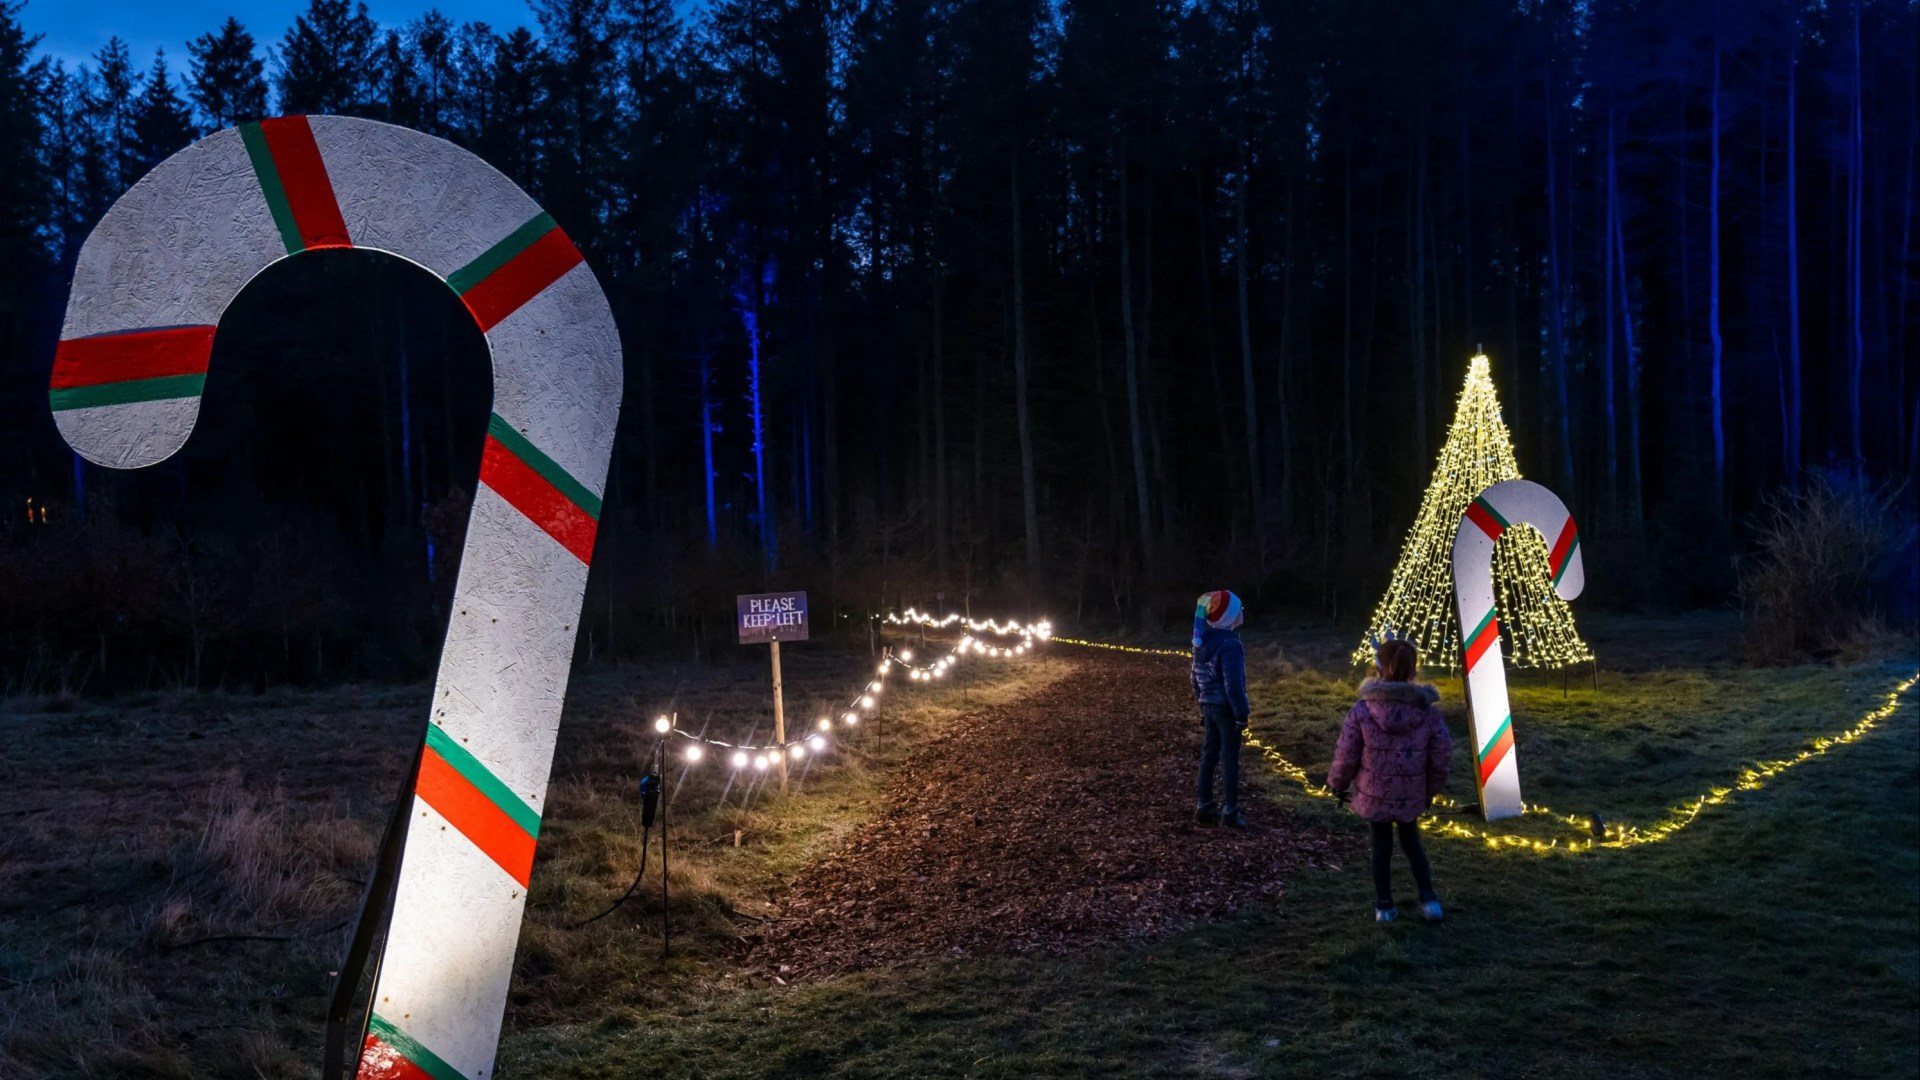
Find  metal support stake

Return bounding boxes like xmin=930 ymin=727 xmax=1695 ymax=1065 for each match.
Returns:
xmin=658 ymin=732 xmax=671 ymax=962
xmin=323 ymin=724 xmax=425 ymax=1079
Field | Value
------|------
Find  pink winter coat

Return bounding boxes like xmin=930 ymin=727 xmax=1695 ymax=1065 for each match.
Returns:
xmin=1327 ymin=679 xmax=1452 ymax=823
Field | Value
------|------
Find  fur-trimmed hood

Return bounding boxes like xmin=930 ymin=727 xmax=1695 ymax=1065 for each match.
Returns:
xmin=1357 ymin=679 xmax=1440 ymax=706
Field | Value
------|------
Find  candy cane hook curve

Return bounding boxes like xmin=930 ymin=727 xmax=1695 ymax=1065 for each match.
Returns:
xmin=48 ymin=116 xmax=621 ymax=1080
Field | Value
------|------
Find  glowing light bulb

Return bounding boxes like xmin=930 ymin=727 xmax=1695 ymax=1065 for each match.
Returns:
xmin=732 ymin=750 xmax=749 ymax=769
xmin=818 ymin=717 xmax=831 ymax=731
xmin=807 ymin=734 xmax=827 ymax=752
xmin=754 ymin=754 xmax=770 ymax=771
xmin=789 ymin=743 xmax=806 ymax=760
xmin=900 ymin=650 xmax=914 ymax=662
xmin=867 ymin=681 xmax=882 ymax=694
xmin=686 ymin=744 xmax=703 ymax=762
xmin=843 ymin=711 xmax=857 ymax=724
xmin=878 ymin=662 xmax=890 ymax=674
xmin=860 ymin=695 xmax=876 ymax=709
xmin=654 ymin=716 xmax=672 ymax=734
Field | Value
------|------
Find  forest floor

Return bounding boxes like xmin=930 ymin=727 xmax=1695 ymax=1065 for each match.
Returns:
xmin=2 ymin=614 xmax=1916 ymax=1079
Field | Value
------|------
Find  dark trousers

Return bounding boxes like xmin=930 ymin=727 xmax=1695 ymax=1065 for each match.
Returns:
xmin=1369 ymin=819 xmax=1437 ymax=907
xmin=1196 ymin=703 xmax=1243 ymax=813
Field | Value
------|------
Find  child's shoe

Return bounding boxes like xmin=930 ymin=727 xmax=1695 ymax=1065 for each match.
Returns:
xmin=1194 ymin=804 xmax=1220 ymax=825
xmin=1419 ymin=899 xmax=1444 ymax=922
xmin=1218 ymin=809 xmax=1247 ymax=829
xmin=1374 ymin=906 xmax=1398 ymax=924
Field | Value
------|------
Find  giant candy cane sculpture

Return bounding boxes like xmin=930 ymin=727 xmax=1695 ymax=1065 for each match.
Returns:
xmin=49 ymin=117 xmax=620 ymax=1079
xmin=1451 ymin=479 xmax=1585 ymax=822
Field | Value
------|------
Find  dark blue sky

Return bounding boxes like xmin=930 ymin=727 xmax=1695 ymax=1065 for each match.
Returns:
xmin=19 ymin=2 xmax=553 ymax=70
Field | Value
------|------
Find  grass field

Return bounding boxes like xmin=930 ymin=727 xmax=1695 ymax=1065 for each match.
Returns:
xmin=3 ymin=616 xmax=1916 ymax=1079
xmin=497 ymin=623 xmax=1920 ymax=1079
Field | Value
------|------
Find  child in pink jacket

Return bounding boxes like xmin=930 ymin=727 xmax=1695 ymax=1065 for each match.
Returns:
xmin=1328 ymin=639 xmax=1452 ymax=923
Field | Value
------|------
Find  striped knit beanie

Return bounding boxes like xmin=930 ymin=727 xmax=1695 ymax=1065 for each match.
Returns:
xmin=1192 ymin=590 xmax=1244 ymax=646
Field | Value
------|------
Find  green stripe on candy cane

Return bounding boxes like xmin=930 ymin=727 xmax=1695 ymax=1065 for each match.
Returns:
xmin=446 ymin=213 xmax=560 ymax=296
xmin=1477 ymin=713 xmax=1513 ymax=763
xmin=1471 ymin=494 xmax=1511 ymax=529
xmin=238 ymin=121 xmax=303 ymax=254
xmin=1551 ymin=530 xmax=1581 ymax=588
xmin=485 ymin=414 xmax=603 ymax=520
xmin=1464 ymin=607 xmax=1497 ymax=650
xmin=422 ymin=721 xmax=541 ymax=838
xmin=48 ymin=373 xmax=206 ymax=411
xmin=363 ymin=1013 xmax=470 ymax=1080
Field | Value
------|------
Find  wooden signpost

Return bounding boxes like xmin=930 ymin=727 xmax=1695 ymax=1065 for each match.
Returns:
xmin=737 ymin=590 xmax=809 ymax=787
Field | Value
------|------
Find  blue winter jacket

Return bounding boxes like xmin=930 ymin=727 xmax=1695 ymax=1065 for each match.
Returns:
xmin=1191 ymin=627 xmax=1251 ymax=719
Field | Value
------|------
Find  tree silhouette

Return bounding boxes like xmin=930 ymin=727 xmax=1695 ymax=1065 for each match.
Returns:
xmin=186 ymin=16 xmax=267 ymax=130
xmin=275 ymin=0 xmax=377 ymax=116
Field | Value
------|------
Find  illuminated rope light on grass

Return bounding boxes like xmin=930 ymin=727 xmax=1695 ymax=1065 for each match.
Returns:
xmin=1250 ymin=672 xmax=1917 ymax=855
xmin=1352 ymin=354 xmax=1593 ymax=672
xmin=1050 ymin=636 xmax=1189 ymax=658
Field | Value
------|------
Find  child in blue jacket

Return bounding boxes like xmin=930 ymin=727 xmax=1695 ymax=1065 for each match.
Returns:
xmin=1191 ymin=589 xmax=1250 ymax=827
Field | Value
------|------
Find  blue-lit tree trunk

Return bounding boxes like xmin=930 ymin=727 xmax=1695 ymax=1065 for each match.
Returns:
xmin=1785 ymin=25 xmax=1804 ymax=482
xmin=1544 ymin=69 xmax=1574 ymax=489
xmin=1848 ymin=0 xmax=1865 ymax=473
xmin=740 ymin=289 xmax=775 ymax=572
xmin=1709 ymin=20 xmax=1725 ymax=504
xmin=1237 ymin=160 xmax=1262 ymax=532
xmin=70 ymin=454 xmax=86 ymax=519
xmin=1610 ymin=115 xmax=1642 ymax=526
xmin=1604 ymin=109 xmax=1618 ymax=517
xmin=699 ymin=346 xmax=717 ymax=549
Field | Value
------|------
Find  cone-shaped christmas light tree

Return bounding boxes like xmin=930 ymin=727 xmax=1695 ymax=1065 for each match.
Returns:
xmin=1353 ymin=354 xmax=1593 ymax=670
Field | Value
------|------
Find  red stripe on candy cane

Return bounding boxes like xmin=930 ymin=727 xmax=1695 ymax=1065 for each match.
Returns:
xmin=258 ymin=116 xmax=351 ymax=249
xmin=478 ymin=434 xmax=599 ymax=564
xmin=461 ymin=227 xmax=584 ymax=332
xmin=414 ymin=745 xmax=538 ymax=888
xmin=51 ymin=325 xmax=216 ymax=389
xmin=1477 ymin=724 xmax=1515 ymax=785
xmin=1464 ymin=499 xmax=1507 ymax=541
xmin=1549 ymin=517 xmax=1578 ymax=577
xmin=1463 ymin=615 xmax=1500 ymax=672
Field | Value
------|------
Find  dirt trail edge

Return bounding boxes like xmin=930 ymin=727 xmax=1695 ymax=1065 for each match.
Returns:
xmin=747 ymin=649 xmax=1338 ymax=978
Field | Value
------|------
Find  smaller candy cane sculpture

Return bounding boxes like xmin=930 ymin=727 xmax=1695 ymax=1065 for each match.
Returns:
xmin=50 ymin=116 xmax=619 ymax=1079
xmin=1451 ymin=479 xmax=1585 ymax=821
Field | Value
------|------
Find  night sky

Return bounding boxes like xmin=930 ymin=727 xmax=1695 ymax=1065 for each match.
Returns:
xmin=20 ymin=0 xmax=569 ymax=69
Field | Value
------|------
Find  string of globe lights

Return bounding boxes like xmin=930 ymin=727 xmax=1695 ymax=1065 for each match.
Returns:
xmin=1248 ymin=671 xmax=1916 ymax=855
xmin=883 ymin=607 xmax=1054 ymax=646
xmin=649 ymin=612 xmax=1049 ymax=772
xmin=882 ymin=607 xmax=1186 ymax=659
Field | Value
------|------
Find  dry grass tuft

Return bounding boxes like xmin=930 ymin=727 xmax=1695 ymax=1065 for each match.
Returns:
xmin=0 ymin=641 xmax=1056 ymax=1076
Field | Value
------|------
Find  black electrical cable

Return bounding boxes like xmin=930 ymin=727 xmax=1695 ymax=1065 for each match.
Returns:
xmin=570 ymin=745 xmax=664 ymax=930
xmin=659 ymin=759 xmax=671 ymax=961
xmin=570 ymin=824 xmax=651 ymax=929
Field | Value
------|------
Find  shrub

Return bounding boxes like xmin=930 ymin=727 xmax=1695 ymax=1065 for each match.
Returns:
xmin=1738 ymin=473 xmax=1917 ymax=663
